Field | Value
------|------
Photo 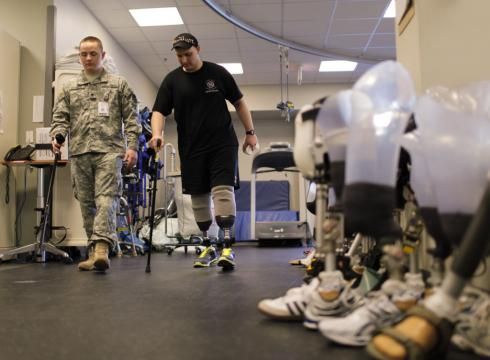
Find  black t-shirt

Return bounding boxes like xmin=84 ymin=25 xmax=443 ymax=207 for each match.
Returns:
xmin=153 ymin=61 xmax=241 ymax=160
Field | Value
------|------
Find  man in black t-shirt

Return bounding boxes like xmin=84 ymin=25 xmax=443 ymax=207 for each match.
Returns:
xmin=149 ymin=33 xmax=258 ymax=271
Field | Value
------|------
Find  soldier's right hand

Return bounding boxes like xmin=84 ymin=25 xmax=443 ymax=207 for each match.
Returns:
xmin=149 ymin=136 xmax=164 ymax=150
xmin=51 ymin=139 xmax=62 ymax=154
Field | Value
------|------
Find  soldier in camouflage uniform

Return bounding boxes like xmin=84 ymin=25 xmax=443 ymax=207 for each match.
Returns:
xmin=50 ymin=36 xmax=140 ymax=272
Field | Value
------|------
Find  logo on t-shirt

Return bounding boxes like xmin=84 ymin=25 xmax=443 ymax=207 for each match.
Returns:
xmin=205 ymin=79 xmax=219 ymax=94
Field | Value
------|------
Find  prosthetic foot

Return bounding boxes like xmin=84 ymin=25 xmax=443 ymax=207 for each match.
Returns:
xmin=216 ymin=215 xmax=235 ymax=271
xmin=93 ymin=241 xmax=111 ymax=272
xmin=367 ymin=305 xmax=454 ymax=360
xmin=319 ymin=273 xmax=424 ymax=347
xmin=303 ymin=270 xmax=362 ymax=330
xmin=193 ymin=220 xmax=218 ymax=268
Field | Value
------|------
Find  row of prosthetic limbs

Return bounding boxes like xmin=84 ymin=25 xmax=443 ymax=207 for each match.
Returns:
xmin=191 ymin=185 xmax=236 ymax=271
xmin=258 ymin=61 xmax=490 ymax=358
xmin=368 ymin=82 xmax=490 ymax=359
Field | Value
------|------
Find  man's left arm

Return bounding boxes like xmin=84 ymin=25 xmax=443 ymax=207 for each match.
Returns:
xmin=120 ymin=79 xmax=141 ymax=168
xmin=233 ymin=97 xmax=258 ymax=153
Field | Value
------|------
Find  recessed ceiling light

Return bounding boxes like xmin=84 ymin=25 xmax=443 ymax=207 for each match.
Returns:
xmin=383 ymin=0 xmax=396 ymax=18
xmin=129 ymin=7 xmax=183 ymax=27
xmin=219 ymin=63 xmax=243 ymax=74
xmin=319 ymin=60 xmax=357 ymax=72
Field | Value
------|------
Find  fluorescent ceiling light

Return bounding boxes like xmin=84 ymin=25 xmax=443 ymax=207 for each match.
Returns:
xmin=383 ymin=0 xmax=396 ymax=18
xmin=129 ymin=7 xmax=183 ymax=27
xmin=219 ymin=63 xmax=243 ymax=74
xmin=319 ymin=60 xmax=357 ymax=72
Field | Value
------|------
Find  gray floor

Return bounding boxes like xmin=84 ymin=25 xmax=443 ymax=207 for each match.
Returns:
xmin=0 ymin=244 xmax=481 ymax=360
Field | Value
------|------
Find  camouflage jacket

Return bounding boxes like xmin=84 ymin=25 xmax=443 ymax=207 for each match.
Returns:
xmin=50 ymin=69 xmax=141 ymax=156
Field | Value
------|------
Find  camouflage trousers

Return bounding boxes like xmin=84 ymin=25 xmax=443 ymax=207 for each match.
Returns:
xmin=70 ymin=152 xmax=123 ymax=248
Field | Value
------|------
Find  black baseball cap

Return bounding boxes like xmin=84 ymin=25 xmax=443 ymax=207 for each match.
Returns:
xmin=171 ymin=33 xmax=199 ymax=50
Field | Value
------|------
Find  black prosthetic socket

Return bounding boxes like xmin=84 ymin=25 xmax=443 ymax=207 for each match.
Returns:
xmin=197 ymin=220 xmax=212 ymax=247
xmin=306 ymin=200 xmax=316 ymax=215
xmin=343 ymin=183 xmax=402 ymax=240
xmin=419 ymin=207 xmax=452 ymax=260
xmin=216 ymin=215 xmax=235 ymax=248
xmin=438 ymin=213 xmax=472 ymax=248
xmin=452 ymin=184 xmax=490 ymax=278
xmin=330 ymin=161 xmax=345 ymax=203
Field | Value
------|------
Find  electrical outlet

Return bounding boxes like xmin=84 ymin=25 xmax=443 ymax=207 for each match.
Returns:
xmin=26 ymin=130 xmax=34 ymax=144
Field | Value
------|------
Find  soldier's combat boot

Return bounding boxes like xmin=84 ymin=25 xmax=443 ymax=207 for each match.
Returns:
xmin=78 ymin=246 xmax=95 ymax=271
xmin=93 ymin=241 xmax=110 ymax=271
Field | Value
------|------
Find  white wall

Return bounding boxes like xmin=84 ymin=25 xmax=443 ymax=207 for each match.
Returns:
xmin=54 ymin=0 xmax=157 ymax=107
xmin=233 ymin=83 xmax=351 ymax=111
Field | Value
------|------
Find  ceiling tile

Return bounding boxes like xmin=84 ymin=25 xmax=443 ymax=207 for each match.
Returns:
xmin=283 ymin=21 xmax=328 ymax=37
xmin=141 ymin=25 xmax=188 ymax=42
xmin=92 ymin=9 xmax=138 ymax=28
xmin=197 ymin=38 xmax=240 ymax=53
xmin=227 ymin=0 xmax=282 ymax=3
xmin=240 ymin=51 xmax=279 ymax=64
xmin=369 ymin=33 xmax=395 ymax=47
xmin=326 ymin=34 xmax=371 ymax=48
xmin=109 ymin=27 xmax=147 ymax=43
xmin=329 ymin=18 xmax=378 ymax=35
xmin=200 ymin=51 xmax=242 ymax=63
xmin=249 ymin=22 xmax=282 ymax=37
xmin=288 ymin=35 xmax=326 ymax=49
xmin=178 ymin=0 xmax=211 ymax=4
xmin=284 ymin=1 xmax=335 ymax=21
xmin=120 ymin=41 xmax=156 ymax=56
xmin=377 ymin=18 xmax=396 ymax=33
xmin=120 ymin=0 xmax=177 ymax=8
xmin=81 ymin=0 xmax=126 ymax=11
xmin=334 ymin=0 xmax=388 ymax=19
xmin=179 ymin=5 xmax=228 ymax=24
xmin=187 ymin=23 xmax=237 ymax=38
xmin=238 ymin=37 xmax=278 ymax=52
xmin=132 ymin=54 xmax=166 ymax=67
xmin=363 ymin=47 xmax=396 ymax=59
xmin=229 ymin=3 xmax=282 ymax=22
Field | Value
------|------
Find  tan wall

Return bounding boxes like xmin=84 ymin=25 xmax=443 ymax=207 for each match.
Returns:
xmin=397 ymin=0 xmax=490 ymax=92
xmin=0 ymin=31 xmax=21 ymax=248
xmin=0 ymin=0 xmax=53 ymax=247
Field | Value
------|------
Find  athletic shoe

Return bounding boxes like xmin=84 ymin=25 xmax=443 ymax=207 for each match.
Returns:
xmin=452 ymin=288 xmax=490 ymax=357
xmin=303 ymin=270 xmax=363 ymax=330
xmin=193 ymin=246 xmax=218 ymax=268
xmin=318 ymin=277 xmax=421 ymax=346
xmin=257 ymin=277 xmax=320 ymax=320
xmin=217 ymin=247 xmax=235 ymax=270
xmin=289 ymin=249 xmax=316 ymax=266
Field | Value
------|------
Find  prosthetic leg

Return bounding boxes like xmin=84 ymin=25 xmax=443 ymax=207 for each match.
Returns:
xmin=367 ymin=82 xmax=490 ymax=360
xmin=192 ymin=219 xmax=218 ymax=268
xmin=215 ymin=215 xmax=235 ymax=271
xmin=318 ymin=62 xmax=426 ymax=345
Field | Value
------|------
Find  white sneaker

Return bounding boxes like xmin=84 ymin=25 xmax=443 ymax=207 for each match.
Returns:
xmin=303 ymin=271 xmax=363 ymax=330
xmin=257 ymin=277 xmax=319 ymax=320
xmin=289 ymin=249 xmax=316 ymax=267
xmin=452 ymin=288 xmax=490 ymax=358
xmin=318 ymin=276 xmax=423 ymax=346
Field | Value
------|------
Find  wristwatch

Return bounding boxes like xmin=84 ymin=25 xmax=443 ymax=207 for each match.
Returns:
xmin=245 ymin=129 xmax=256 ymax=136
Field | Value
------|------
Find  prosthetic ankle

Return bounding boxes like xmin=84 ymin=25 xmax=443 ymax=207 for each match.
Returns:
xmin=212 ymin=185 xmax=236 ymax=248
xmin=197 ymin=220 xmax=212 ymax=247
xmin=215 ymin=215 xmax=235 ymax=248
xmin=191 ymin=193 xmax=213 ymax=247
